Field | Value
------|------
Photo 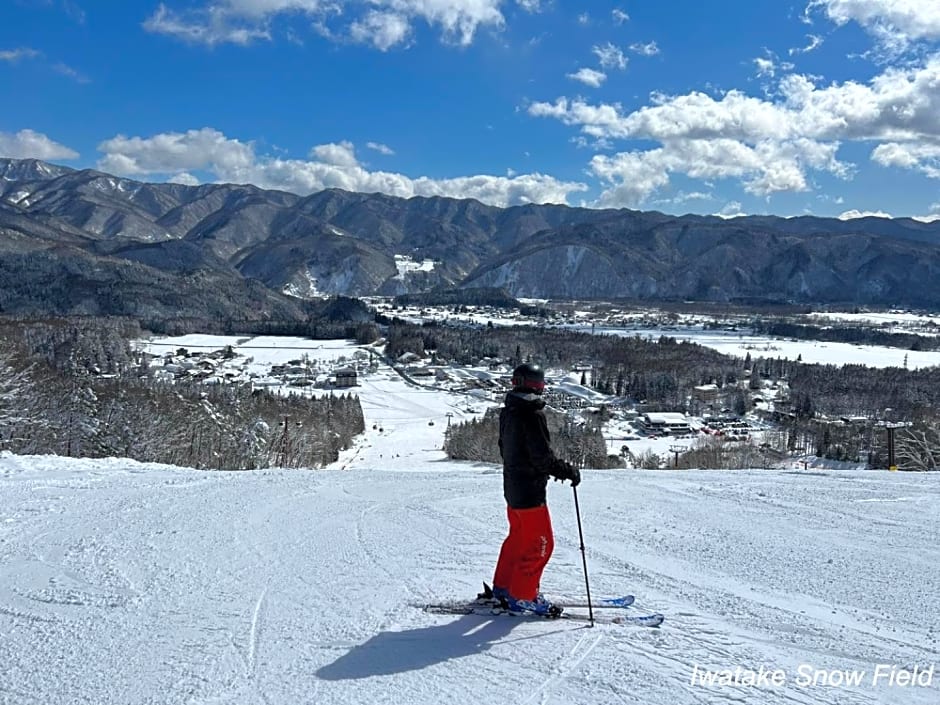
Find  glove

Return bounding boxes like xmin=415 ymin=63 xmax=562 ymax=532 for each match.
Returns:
xmin=568 ymin=465 xmax=581 ymax=488
xmin=552 ymin=460 xmax=581 ymax=488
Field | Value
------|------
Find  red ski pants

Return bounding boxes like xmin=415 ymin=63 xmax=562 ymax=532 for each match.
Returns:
xmin=492 ymin=504 xmax=554 ymax=601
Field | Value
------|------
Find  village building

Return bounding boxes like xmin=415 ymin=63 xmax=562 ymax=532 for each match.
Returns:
xmin=638 ymin=412 xmax=693 ymax=436
xmin=334 ymin=367 xmax=358 ymax=388
xmin=692 ymin=383 xmax=720 ymax=404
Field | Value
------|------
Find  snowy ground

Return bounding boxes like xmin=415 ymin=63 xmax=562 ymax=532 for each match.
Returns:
xmin=806 ymin=311 xmax=940 ymax=330
xmin=567 ymin=326 xmax=940 ymax=371
xmin=3 ymin=463 xmax=939 ymax=703
xmin=3 ymin=338 xmax=939 ymax=704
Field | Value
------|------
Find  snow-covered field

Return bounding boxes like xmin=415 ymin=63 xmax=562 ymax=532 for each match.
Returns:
xmin=367 ymin=299 xmax=940 ymax=370
xmin=571 ymin=326 xmax=940 ymax=370
xmin=806 ymin=311 xmax=940 ymax=329
xmin=2 ymin=358 xmax=939 ymax=704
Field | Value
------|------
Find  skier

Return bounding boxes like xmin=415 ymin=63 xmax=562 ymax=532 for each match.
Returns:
xmin=490 ymin=362 xmax=580 ymax=616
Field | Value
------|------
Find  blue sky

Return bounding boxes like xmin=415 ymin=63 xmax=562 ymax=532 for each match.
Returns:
xmin=2 ymin=0 xmax=940 ymax=219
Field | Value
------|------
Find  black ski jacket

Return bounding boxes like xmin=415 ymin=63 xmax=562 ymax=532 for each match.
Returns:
xmin=498 ymin=392 xmax=573 ymax=509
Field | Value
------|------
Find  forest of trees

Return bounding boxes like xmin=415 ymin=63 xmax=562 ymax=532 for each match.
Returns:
xmin=0 ymin=317 xmax=364 ymax=469
xmin=443 ymin=406 xmax=621 ymax=469
xmin=138 ymin=300 xmax=381 ymax=345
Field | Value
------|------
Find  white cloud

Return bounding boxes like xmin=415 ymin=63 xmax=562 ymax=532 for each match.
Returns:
xmin=144 ymin=0 xmax=507 ymax=48
xmin=1 ymin=47 xmax=89 ymax=83
xmin=61 ymin=0 xmax=87 ymax=24
xmin=838 ymin=208 xmax=892 ymax=219
xmin=577 ymin=13 xmax=590 ymax=25
xmin=587 ymin=137 xmax=848 ymax=207
xmin=652 ymin=190 xmax=714 ymax=207
xmin=0 ymin=129 xmax=79 ymax=160
xmin=753 ymin=51 xmax=795 ymax=78
xmin=593 ymin=42 xmax=627 ymax=70
xmin=143 ymin=3 xmax=271 ymax=45
xmin=96 ymin=128 xmax=588 ymax=207
xmin=310 ymin=140 xmax=359 ymax=167
xmin=0 ymin=47 xmax=41 ymax=62
xmin=629 ymin=41 xmax=659 ymax=56
xmin=911 ymin=213 xmax=940 ymax=222
xmin=375 ymin=0 xmax=505 ymax=46
xmin=871 ymin=142 xmax=940 ymax=178
xmin=809 ymin=0 xmax=940 ymax=45
xmin=754 ymin=57 xmax=776 ymax=78
xmin=528 ymin=54 xmax=940 ymax=204
xmin=529 ymin=93 xmax=795 ymax=142
xmin=587 ymin=151 xmax=671 ymax=208
xmin=97 ymin=128 xmax=256 ymax=175
xmin=789 ymin=33 xmax=824 ymax=55
xmin=566 ymin=67 xmax=606 ymax=87
xmin=516 ymin=0 xmax=540 ymax=11
xmin=350 ymin=11 xmax=411 ymax=50
xmin=612 ymin=8 xmax=629 ymax=25
xmin=52 ymin=62 xmax=90 ymax=83
xmin=716 ymin=201 xmax=747 ymax=218
xmin=571 ymin=135 xmax=613 ymax=150
xmin=366 ymin=141 xmax=395 ymax=155
xmin=675 ymin=191 xmax=713 ymax=202
xmin=223 ymin=0 xmax=326 ymax=18
xmin=168 ymin=172 xmax=201 ymax=186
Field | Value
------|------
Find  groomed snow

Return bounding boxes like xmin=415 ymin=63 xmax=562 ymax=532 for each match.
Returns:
xmin=3 ymin=337 xmax=939 ymax=704
xmin=2 ymin=455 xmax=938 ymax=704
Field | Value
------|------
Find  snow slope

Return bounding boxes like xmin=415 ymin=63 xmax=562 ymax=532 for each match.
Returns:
xmin=2 ymin=353 xmax=939 ymax=705
xmin=2 ymin=453 xmax=938 ymax=705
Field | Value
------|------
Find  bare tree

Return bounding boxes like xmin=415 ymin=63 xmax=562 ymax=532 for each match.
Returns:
xmin=896 ymin=423 xmax=940 ymax=471
xmin=0 ymin=344 xmax=35 ymax=449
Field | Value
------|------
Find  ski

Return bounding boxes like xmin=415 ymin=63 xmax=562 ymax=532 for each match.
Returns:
xmin=476 ymin=583 xmax=635 ymax=610
xmin=550 ymin=595 xmax=635 ymax=609
xmin=420 ymin=602 xmax=664 ymax=628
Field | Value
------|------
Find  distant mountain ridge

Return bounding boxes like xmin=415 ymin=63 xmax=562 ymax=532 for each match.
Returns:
xmin=2 ymin=157 xmax=940 ymax=317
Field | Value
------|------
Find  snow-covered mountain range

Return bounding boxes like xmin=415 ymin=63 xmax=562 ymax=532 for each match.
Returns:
xmin=3 ymin=157 xmax=940 ymax=317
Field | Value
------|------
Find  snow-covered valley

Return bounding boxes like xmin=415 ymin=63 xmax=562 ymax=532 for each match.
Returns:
xmin=2 ymin=354 xmax=939 ymax=704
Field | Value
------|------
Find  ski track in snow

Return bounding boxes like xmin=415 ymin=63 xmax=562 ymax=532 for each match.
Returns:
xmin=1 ymin=357 xmax=939 ymax=704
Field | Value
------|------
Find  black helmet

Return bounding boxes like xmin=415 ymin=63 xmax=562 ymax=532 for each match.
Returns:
xmin=511 ymin=363 xmax=545 ymax=394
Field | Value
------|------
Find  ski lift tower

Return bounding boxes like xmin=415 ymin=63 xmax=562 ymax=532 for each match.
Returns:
xmin=669 ymin=444 xmax=687 ymax=468
xmin=879 ymin=421 xmax=912 ymax=471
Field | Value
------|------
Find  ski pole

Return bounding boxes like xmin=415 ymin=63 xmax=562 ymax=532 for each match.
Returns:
xmin=572 ymin=485 xmax=595 ymax=627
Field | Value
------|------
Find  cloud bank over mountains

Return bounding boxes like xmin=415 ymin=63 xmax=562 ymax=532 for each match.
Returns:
xmin=96 ymin=128 xmax=587 ymax=207
xmin=0 ymin=129 xmax=79 ymax=161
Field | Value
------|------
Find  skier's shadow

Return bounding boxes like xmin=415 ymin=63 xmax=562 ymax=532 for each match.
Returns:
xmin=316 ymin=613 xmax=538 ymax=680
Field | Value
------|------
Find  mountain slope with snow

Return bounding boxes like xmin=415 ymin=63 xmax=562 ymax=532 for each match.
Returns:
xmin=5 ymin=157 xmax=940 ymax=309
